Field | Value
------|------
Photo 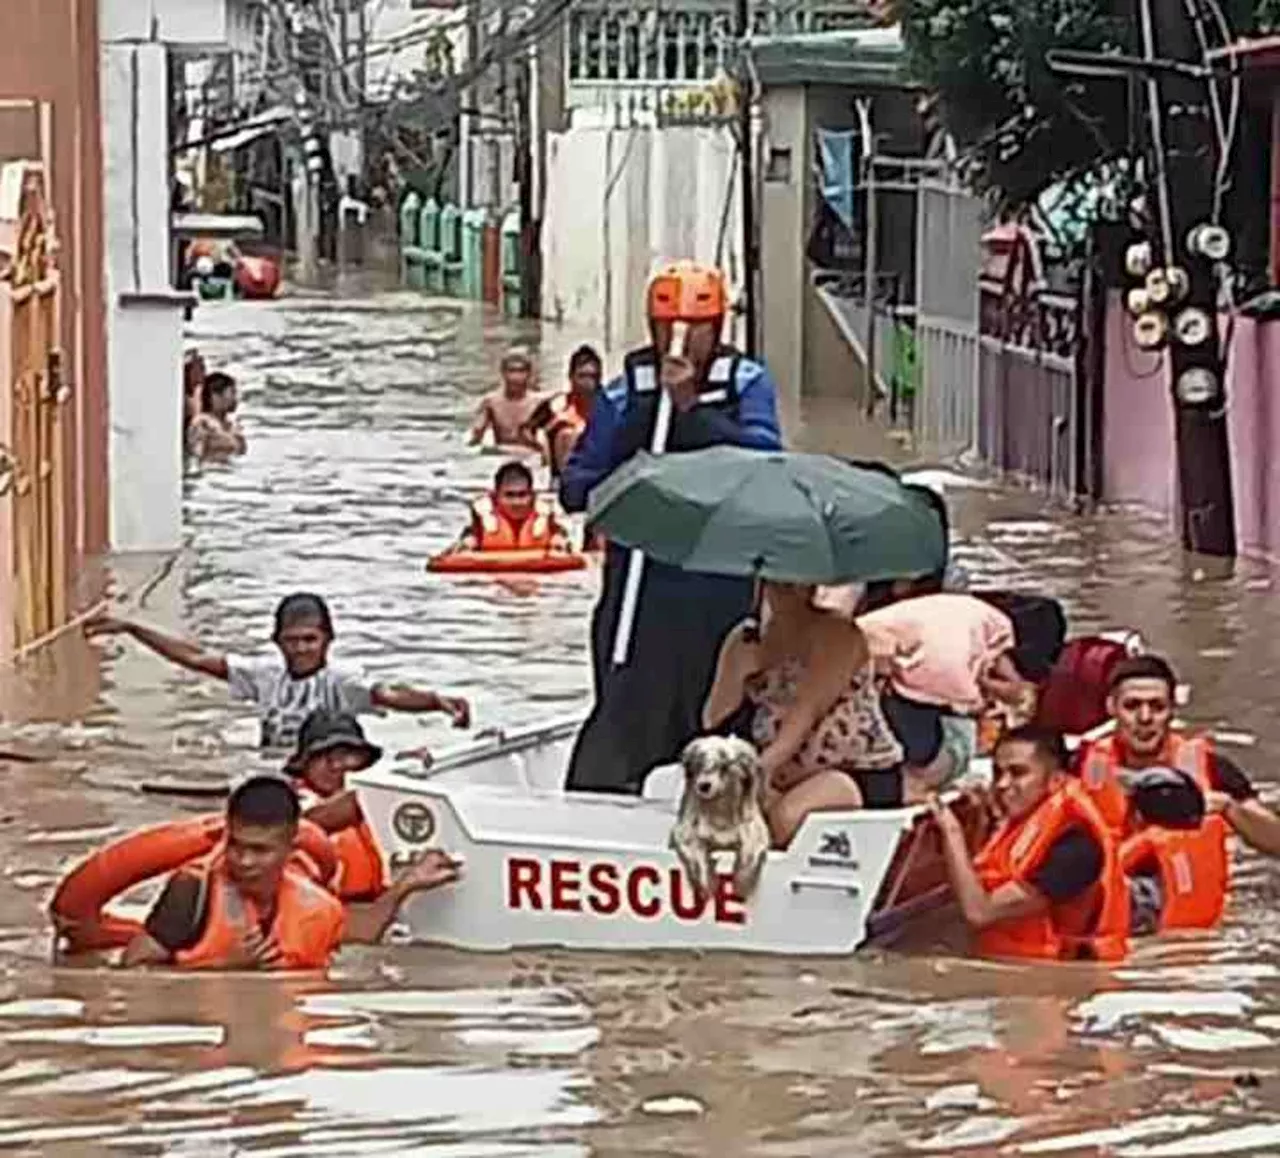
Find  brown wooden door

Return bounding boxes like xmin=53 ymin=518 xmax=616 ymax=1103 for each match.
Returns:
xmin=4 ymin=163 xmax=67 ymax=649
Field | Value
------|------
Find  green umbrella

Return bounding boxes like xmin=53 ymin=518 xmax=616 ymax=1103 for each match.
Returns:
xmin=587 ymin=446 xmax=946 ymax=584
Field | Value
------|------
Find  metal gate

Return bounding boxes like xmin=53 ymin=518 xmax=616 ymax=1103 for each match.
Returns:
xmin=913 ymin=177 xmax=983 ymax=455
xmin=1 ymin=162 xmax=68 ymax=650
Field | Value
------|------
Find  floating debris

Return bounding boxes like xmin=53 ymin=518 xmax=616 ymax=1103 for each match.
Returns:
xmin=641 ymin=1095 xmax=705 ymax=1116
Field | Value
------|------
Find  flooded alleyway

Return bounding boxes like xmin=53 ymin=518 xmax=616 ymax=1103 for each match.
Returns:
xmin=0 ymin=286 xmax=1278 ymax=1155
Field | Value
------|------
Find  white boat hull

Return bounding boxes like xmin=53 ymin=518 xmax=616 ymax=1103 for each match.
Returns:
xmin=353 ymin=715 xmax=980 ymax=956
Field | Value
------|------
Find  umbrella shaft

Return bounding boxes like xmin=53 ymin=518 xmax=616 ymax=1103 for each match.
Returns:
xmin=609 ymin=333 xmax=681 ymax=668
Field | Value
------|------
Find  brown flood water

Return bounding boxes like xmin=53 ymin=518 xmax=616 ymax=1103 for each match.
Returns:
xmin=0 ymin=286 xmax=1278 ymax=1156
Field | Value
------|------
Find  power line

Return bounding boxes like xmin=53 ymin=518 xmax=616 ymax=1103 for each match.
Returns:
xmin=220 ymin=0 xmax=573 ymax=138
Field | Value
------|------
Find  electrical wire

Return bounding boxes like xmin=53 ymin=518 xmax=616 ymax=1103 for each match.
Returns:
xmin=1180 ymin=0 xmax=1241 ymax=380
xmin=714 ymin=135 xmax=740 ymax=268
xmin=1182 ymin=0 xmax=1240 ymax=225
xmin=601 ymin=123 xmax=642 ymax=203
xmin=209 ymin=0 xmax=572 ymax=144
xmin=314 ymin=0 xmax=572 ymax=116
xmin=1136 ymin=0 xmax=1176 ymax=263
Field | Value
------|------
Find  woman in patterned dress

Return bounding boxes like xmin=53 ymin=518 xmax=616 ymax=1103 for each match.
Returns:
xmin=703 ymin=581 xmax=904 ymax=847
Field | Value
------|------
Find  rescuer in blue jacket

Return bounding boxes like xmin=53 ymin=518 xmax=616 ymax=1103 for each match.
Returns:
xmin=560 ymin=261 xmax=783 ymax=794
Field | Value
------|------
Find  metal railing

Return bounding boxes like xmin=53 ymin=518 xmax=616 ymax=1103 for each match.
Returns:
xmin=566 ymin=0 xmax=877 ymax=97
xmin=976 ymin=278 xmax=1080 ymax=497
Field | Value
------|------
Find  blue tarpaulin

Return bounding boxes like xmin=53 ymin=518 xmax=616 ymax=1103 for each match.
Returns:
xmin=816 ymin=128 xmax=858 ymax=233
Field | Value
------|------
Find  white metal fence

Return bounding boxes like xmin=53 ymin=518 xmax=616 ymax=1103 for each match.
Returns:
xmin=913 ymin=177 xmax=983 ymax=456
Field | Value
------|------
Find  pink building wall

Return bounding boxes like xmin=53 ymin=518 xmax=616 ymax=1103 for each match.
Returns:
xmin=1102 ymin=294 xmax=1280 ymax=557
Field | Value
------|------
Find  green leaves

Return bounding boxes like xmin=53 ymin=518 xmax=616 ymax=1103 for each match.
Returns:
xmin=898 ymin=0 xmax=1135 ymax=207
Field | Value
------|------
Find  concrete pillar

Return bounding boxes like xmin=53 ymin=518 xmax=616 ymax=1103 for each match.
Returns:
xmin=291 ymin=161 xmax=319 ymax=282
xmin=759 ymin=86 xmax=807 ymax=443
xmin=100 ymin=39 xmax=189 ymax=553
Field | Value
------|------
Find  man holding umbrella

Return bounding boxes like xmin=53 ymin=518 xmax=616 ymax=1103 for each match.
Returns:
xmin=561 ymin=261 xmax=782 ymax=794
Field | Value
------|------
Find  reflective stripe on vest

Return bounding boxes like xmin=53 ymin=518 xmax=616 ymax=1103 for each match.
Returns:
xmin=629 ymin=353 xmax=736 ymax=404
xmin=1109 ymin=731 xmax=1228 ymax=932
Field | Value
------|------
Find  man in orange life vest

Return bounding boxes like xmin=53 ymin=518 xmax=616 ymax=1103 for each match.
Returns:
xmin=522 ymin=345 xmax=603 ymax=478
xmin=930 ymin=725 xmax=1131 ymax=962
xmin=1077 ymin=654 xmax=1280 ymax=934
xmin=286 ymin=709 xmax=390 ymax=902
xmin=450 ymin=461 xmax=572 ymax=555
xmin=121 ymin=775 xmax=459 ymax=970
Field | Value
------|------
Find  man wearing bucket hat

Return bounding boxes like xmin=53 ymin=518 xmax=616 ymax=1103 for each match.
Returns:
xmin=285 ymin=709 xmax=392 ymax=902
xmin=560 ymin=261 xmax=783 ymax=794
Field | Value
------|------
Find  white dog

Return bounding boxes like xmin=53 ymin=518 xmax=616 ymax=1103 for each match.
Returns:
xmin=668 ymin=735 xmax=770 ymax=903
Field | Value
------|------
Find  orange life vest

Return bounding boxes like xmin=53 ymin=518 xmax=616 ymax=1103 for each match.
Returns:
xmin=547 ymin=392 xmax=589 ymax=439
xmin=1081 ymin=732 xmax=1228 ymax=930
xmin=333 ymin=819 xmax=387 ymax=901
xmin=470 ymin=495 xmax=556 ymax=551
xmin=972 ymin=779 xmax=1130 ymax=962
xmin=174 ymin=855 xmax=344 ymax=971
xmin=50 ymin=816 xmax=338 ymax=954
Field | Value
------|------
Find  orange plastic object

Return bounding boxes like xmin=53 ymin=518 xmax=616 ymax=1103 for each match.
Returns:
xmin=234 ymin=255 xmax=283 ymax=299
xmin=51 ymin=816 xmax=337 ymax=952
xmin=427 ymin=550 xmax=589 ymax=575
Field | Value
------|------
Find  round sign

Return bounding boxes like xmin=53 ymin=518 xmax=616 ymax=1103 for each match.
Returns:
xmin=392 ymin=801 xmax=436 ymax=844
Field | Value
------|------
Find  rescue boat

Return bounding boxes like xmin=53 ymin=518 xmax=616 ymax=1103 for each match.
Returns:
xmin=351 ymin=715 xmax=990 ymax=956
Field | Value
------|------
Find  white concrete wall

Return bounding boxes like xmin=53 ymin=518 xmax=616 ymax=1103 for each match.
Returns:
xmin=541 ymin=122 xmax=745 ymax=354
xmin=100 ymin=37 xmax=185 ymax=552
xmin=100 ymin=0 xmax=230 ymax=49
xmin=759 ymin=87 xmax=808 ymax=439
xmin=106 ymin=303 xmax=185 ymax=551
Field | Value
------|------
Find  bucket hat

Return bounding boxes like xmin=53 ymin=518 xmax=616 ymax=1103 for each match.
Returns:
xmin=285 ymin=708 xmax=382 ymax=776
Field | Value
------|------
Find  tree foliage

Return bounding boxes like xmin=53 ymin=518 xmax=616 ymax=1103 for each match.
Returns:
xmin=899 ymin=0 xmax=1266 ymax=209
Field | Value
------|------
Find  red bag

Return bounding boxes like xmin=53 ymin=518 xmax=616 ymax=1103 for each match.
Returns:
xmin=1034 ymin=635 xmax=1136 ymax=736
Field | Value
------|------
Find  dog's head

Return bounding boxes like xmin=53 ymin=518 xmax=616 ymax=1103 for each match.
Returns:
xmin=680 ymin=735 xmax=763 ymax=809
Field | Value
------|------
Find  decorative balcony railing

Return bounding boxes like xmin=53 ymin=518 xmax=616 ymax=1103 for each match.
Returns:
xmin=566 ymin=0 xmax=879 ymax=100
xmin=979 ymin=278 xmax=1079 ymax=361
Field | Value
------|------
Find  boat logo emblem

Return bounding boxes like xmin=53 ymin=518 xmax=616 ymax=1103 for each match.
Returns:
xmin=808 ymin=829 xmax=858 ymax=870
xmin=393 ymin=801 xmax=436 ymax=844
xmin=818 ymin=830 xmax=852 ymax=860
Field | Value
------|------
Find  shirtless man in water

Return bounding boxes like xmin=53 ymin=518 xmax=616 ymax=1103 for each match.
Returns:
xmin=187 ymin=371 xmax=247 ymax=459
xmin=469 ymin=347 xmax=546 ymax=451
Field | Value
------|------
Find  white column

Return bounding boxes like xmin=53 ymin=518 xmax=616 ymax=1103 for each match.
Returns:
xmin=100 ymin=39 xmax=188 ymax=553
xmin=649 ymin=123 xmax=668 ymax=272
xmin=758 ymin=87 xmax=806 ymax=440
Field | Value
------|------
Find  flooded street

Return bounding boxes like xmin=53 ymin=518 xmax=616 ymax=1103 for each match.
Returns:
xmin=1 ymin=285 xmax=1279 ymax=1155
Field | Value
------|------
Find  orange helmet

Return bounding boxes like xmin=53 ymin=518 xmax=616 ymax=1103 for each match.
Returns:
xmin=646 ymin=261 xmax=728 ymax=322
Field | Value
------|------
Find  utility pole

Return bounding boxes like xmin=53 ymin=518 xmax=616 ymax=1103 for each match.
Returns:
xmin=514 ymin=51 xmax=536 ymax=317
xmin=462 ymin=0 xmax=482 ymax=207
xmin=1141 ymin=0 xmax=1237 ymax=557
xmin=734 ymin=0 xmax=758 ymax=356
